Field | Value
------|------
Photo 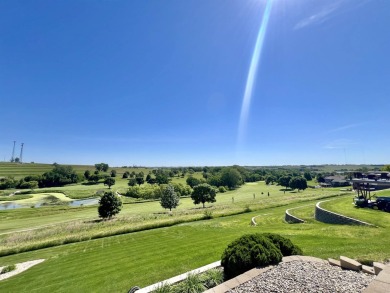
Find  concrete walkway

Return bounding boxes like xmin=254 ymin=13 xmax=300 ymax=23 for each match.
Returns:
xmin=364 ymin=263 xmax=390 ymax=292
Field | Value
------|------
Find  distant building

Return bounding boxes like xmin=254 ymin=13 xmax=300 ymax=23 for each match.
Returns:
xmin=323 ymin=176 xmax=350 ymax=187
xmin=349 ymin=171 xmax=390 ymax=191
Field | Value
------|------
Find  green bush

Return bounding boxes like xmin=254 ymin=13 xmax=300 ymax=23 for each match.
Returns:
xmin=218 ymin=186 xmax=227 ymax=193
xmin=172 ymin=273 xmax=205 ymax=293
xmin=152 ymin=282 xmax=172 ymax=293
xmin=203 ymin=210 xmax=213 ymax=219
xmin=201 ymin=268 xmax=223 ymax=289
xmin=263 ymin=233 xmax=303 ymax=256
xmin=221 ymin=234 xmax=282 ymax=279
xmin=1 ymin=264 xmax=16 ymax=274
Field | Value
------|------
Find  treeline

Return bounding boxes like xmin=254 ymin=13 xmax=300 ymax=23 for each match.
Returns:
xmin=0 ymin=164 xmax=80 ymax=190
xmin=125 ymin=183 xmax=192 ymax=200
xmin=1 ymin=162 xmax=330 ymax=193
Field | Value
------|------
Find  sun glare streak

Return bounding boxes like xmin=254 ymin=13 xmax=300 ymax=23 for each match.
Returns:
xmin=237 ymin=0 xmax=273 ymax=147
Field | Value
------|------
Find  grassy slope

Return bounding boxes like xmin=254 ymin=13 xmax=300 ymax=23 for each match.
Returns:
xmin=0 ymin=197 xmax=389 ymax=292
xmin=320 ymin=196 xmax=390 ymax=227
xmin=0 ymin=162 xmax=151 ymax=179
xmin=0 ymin=182 xmax=343 ymax=234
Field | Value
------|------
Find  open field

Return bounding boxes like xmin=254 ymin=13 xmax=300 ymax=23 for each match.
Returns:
xmin=0 ymin=192 xmax=389 ymax=292
xmin=0 ymin=182 xmax=345 ymax=235
xmin=0 ymin=162 xmax=152 ymax=179
xmin=1 ymin=163 xmax=389 ymax=292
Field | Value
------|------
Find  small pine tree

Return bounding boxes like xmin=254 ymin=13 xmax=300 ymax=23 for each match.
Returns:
xmin=98 ymin=191 xmax=122 ymax=219
xmin=160 ymin=184 xmax=180 ymax=211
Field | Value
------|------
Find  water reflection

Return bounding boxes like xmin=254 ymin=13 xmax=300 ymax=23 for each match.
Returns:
xmin=0 ymin=197 xmax=99 ymax=210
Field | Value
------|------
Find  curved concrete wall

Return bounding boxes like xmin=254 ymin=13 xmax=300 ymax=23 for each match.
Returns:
xmin=285 ymin=209 xmax=305 ymax=223
xmin=315 ymin=201 xmax=374 ymax=226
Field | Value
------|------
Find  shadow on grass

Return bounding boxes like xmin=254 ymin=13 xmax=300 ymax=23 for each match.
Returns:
xmin=81 ymin=182 xmax=101 ymax=186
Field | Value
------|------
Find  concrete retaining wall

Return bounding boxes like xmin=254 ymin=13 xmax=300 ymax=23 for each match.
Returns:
xmin=315 ymin=201 xmax=374 ymax=226
xmin=285 ymin=209 xmax=305 ymax=223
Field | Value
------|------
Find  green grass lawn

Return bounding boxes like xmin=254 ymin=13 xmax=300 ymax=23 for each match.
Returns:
xmin=0 ymin=182 xmax=346 ymax=235
xmin=320 ymin=196 xmax=390 ymax=227
xmin=1 ymin=177 xmax=387 ymax=293
xmin=0 ymin=198 xmax=389 ymax=293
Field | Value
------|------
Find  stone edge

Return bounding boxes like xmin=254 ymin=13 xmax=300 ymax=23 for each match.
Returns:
xmin=315 ymin=200 xmax=375 ymax=226
xmin=136 ymin=261 xmax=221 ymax=293
xmin=285 ymin=208 xmax=305 ymax=224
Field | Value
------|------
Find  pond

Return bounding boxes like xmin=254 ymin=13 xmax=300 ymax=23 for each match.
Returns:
xmin=68 ymin=198 xmax=99 ymax=207
xmin=0 ymin=197 xmax=99 ymax=210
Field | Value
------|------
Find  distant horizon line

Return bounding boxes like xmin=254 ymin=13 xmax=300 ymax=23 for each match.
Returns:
xmin=0 ymin=161 xmax=386 ymax=168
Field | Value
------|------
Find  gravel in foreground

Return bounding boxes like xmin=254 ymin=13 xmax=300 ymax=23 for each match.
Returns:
xmin=228 ymin=261 xmax=375 ymax=293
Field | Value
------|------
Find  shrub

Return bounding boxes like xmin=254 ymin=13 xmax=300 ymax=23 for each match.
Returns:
xmin=173 ymin=273 xmax=205 ymax=293
xmin=1 ymin=264 xmax=16 ymax=274
xmin=203 ymin=210 xmax=213 ymax=220
xmin=263 ymin=233 xmax=303 ymax=256
xmin=152 ymin=282 xmax=172 ymax=293
xmin=221 ymin=234 xmax=282 ymax=279
xmin=218 ymin=186 xmax=227 ymax=193
xmin=201 ymin=268 xmax=223 ymax=289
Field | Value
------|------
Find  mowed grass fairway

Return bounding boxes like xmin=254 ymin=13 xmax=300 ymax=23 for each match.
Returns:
xmin=0 ymin=182 xmax=343 ymax=234
xmin=0 ymin=188 xmax=390 ymax=292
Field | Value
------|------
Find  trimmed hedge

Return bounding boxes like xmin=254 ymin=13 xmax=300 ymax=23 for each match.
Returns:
xmin=221 ymin=234 xmax=282 ymax=279
xmin=263 ymin=233 xmax=303 ymax=256
xmin=221 ymin=233 xmax=302 ymax=279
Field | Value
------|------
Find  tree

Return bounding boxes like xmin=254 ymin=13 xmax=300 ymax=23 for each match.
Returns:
xmin=220 ymin=168 xmax=242 ymax=189
xmin=265 ymin=175 xmax=276 ymax=185
xmin=122 ymin=171 xmax=130 ymax=179
xmin=316 ymin=174 xmax=325 ymax=183
xmin=39 ymin=165 xmax=79 ymax=188
xmin=95 ymin=163 xmax=109 ymax=172
xmin=278 ymin=175 xmax=291 ymax=191
xmin=128 ymin=178 xmax=137 ymax=187
xmin=303 ymin=172 xmax=312 ymax=181
xmin=98 ymin=191 xmax=122 ymax=219
xmin=160 ymin=184 xmax=180 ymax=211
xmin=104 ymin=177 xmax=115 ymax=189
xmin=186 ymin=176 xmax=201 ymax=188
xmin=136 ymin=176 xmax=144 ymax=186
xmin=146 ymin=174 xmax=152 ymax=182
xmin=191 ymin=183 xmax=216 ymax=208
xmin=84 ymin=170 xmax=91 ymax=180
xmin=110 ymin=170 xmax=117 ymax=177
xmin=382 ymin=165 xmax=390 ymax=172
xmin=88 ymin=174 xmax=100 ymax=184
xmin=289 ymin=177 xmax=307 ymax=192
xmin=155 ymin=172 xmax=169 ymax=185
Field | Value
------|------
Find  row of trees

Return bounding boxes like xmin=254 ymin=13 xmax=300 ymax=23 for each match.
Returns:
xmin=125 ymin=183 xmax=192 ymax=199
xmin=278 ymin=176 xmax=308 ymax=192
xmin=99 ymin=183 xmax=217 ymax=219
xmin=186 ymin=167 xmax=244 ymax=190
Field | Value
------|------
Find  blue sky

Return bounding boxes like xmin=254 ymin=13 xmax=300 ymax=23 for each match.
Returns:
xmin=1 ymin=0 xmax=389 ymax=166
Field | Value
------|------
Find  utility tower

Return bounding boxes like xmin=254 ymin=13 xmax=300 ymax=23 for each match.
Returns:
xmin=11 ymin=141 xmax=16 ymax=162
xmin=20 ymin=143 xmax=24 ymax=164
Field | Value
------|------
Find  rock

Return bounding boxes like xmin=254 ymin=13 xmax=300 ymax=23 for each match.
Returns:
xmin=373 ymin=262 xmax=386 ymax=275
xmin=362 ymin=265 xmax=375 ymax=275
xmin=227 ymin=260 xmax=374 ymax=293
xmin=328 ymin=258 xmax=341 ymax=267
xmin=340 ymin=256 xmax=362 ymax=271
